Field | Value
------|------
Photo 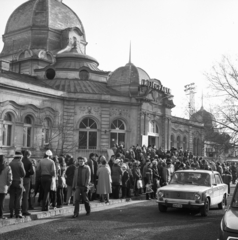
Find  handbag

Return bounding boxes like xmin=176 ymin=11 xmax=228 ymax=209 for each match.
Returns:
xmin=50 ymin=176 xmax=57 ymax=191
xmin=137 ymin=179 xmax=143 ymax=189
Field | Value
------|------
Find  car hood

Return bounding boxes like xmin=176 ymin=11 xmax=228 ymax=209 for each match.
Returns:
xmin=159 ymin=184 xmax=211 ymax=192
xmin=224 ymin=208 xmax=238 ymax=232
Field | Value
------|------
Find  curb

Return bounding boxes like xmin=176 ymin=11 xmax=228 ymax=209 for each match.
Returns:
xmin=0 ymin=196 xmax=146 ymax=228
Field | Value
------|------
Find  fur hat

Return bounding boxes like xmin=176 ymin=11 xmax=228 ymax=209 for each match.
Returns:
xmin=45 ymin=150 xmax=53 ymax=156
xmin=114 ymin=159 xmax=120 ymax=164
xmin=13 ymin=151 xmax=23 ymax=158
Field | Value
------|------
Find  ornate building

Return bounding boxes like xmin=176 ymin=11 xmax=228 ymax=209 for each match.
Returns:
xmin=0 ymin=0 xmax=204 ymax=159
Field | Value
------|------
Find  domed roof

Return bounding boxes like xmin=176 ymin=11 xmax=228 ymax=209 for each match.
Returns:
xmin=190 ymin=107 xmax=216 ymax=127
xmin=107 ymin=62 xmax=150 ymax=96
xmin=5 ymin=0 xmax=85 ymax=35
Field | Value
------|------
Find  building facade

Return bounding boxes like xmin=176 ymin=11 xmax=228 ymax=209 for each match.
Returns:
xmin=0 ymin=0 xmax=204 ymax=159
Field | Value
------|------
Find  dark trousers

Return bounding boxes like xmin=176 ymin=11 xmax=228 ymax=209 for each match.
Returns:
xmin=122 ymin=186 xmax=131 ymax=198
xmin=50 ymin=190 xmax=57 ymax=207
xmin=74 ymin=187 xmax=90 ymax=215
xmin=57 ymin=188 xmax=63 ymax=207
xmin=41 ymin=176 xmax=52 ymax=210
xmin=0 ymin=193 xmax=6 ymax=217
xmin=63 ymin=188 xmax=67 ymax=203
xmin=112 ymin=184 xmax=120 ymax=199
xmin=9 ymin=185 xmax=23 ymax=215
xmin=22 ymin=178 xmax=31 ymax=213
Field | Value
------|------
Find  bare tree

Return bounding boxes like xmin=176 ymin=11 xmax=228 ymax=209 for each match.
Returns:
xmin=205 ymin=55 xmax=238 ymax=153
xmin=40 ymin=113 xmax=78 ymax=155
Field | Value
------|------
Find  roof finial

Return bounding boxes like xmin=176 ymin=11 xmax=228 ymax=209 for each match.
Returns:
xmin=129 ymin=41 xmax=131 ymax=64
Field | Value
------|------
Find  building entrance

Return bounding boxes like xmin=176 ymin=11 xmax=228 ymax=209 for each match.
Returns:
xmin=148 ymin=136 xmax=156 ymax=147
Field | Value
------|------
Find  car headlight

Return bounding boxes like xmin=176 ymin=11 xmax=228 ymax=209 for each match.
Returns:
xmin=194 ymin=193 xmax=201 ymax=201
xmin=158 ymin=191 xmax=164 ymax=198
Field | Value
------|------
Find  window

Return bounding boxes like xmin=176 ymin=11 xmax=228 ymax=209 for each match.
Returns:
xmin=110 ymin=119 xmax=126 ymax=148
xmin=197 ymin=138 xmax=200 ymax=156
xmin=177 ymin=136 xmax=181 ymax=149
xmin=79 ymin=118 xmax=97 ymax=149
xmin=171 ymin=134 xmax=174 ymax=147
xmin=42 ymin=118 xmax=52 ymax=146
xmin=148 ymin=121 xmax=159 ymax=134
xmin=23 ymin=115 xmax=33 ymax=148
xmin=215 ymin=174 xmax=221 ymax=184
xmin=2 ymin=112 xmax=13 ymax=146
xmin=193 ymin=138 xmax=197 ymax=155
xmin=79 ymin=70 xmax=89 ymax=80
xmin=183 ymin=136 xmax=187 ymax=151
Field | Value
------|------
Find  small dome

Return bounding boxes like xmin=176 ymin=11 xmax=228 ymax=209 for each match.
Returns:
xmin=107 ymin=62 xmax=150 ymax=96
xmin=190 ymin=107 xmax=216 ymax=127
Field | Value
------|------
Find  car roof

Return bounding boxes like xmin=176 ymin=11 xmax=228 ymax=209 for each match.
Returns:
xmin=175 ymin=169 xmax=219 ymax=175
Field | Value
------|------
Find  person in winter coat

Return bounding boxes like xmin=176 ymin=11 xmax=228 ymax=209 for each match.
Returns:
xmin=72 ymin=157 xmax=91 ymax=218
xmin=133 ymin=162 xmax=142 ymax=196
xmin=222 ymin=168 xmax=232 ymax=195
xmin=65 ymin=157 xmax=76 ymax=205
xmin=111 ymin=159 xmax=122 ymax=199
xmin=152 ymin=160 xmax=160 ymax=199
xmin=21 ymin=150 xmax=35 ymax=216
xmin=121 ymin=164 xmax=131 ymax=199
xmin=9 ymin=151 xmax=26 ymax=218
xmin=145 ymin=162 xmax=153 ymax=200
xmin=38 ymin=150 xmax=56 ymax=211
xmin=97 ymin=156 xmax=112 ymax=203
xmin=216 ymin=162 xmax=223 ymax=175
xmin=0 ymin=154 xmax=12 ymax=219
xmin=87 ymin=153 xmax=98 ymax=201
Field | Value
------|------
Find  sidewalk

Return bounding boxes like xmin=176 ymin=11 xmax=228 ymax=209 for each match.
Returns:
xmin=0 ymin=195 xmax=146 ymax=228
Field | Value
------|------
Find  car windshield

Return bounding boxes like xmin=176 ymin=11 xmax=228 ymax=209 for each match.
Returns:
xmin=231 ymin=187 xmax=238 ymax=208
xmin=170 ymin=172 xmax=211 ymax=186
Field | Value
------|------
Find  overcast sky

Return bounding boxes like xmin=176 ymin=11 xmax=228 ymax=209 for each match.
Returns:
xmin=0 ymin=0 xmax=238 ymax=118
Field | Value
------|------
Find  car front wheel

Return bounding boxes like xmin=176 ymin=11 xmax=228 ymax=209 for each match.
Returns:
xmin=158 ymin=203 xmax=167 ymax=212
xmin=200 ymin=198 xmax=210 ymax=217
xmin=218 ymin=195 xmax=226 ymax=210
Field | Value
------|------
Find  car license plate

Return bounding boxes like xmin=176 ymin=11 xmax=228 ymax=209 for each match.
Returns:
xmin=173 ymin=204 xmax=182 ymax=208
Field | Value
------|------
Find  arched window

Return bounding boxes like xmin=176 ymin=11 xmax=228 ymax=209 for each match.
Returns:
xmin=177 ymin=136 xmax=181 ymax=149
xmin=148 ymin=121 xmax=159 ymax=134
xmin=171 ymin=134 xmax=174 ymax=148
xmin=42 ymin=118 xmax=52 ymax=146
xmin=197 ymin=138 xmax=200 ymax=156
xmin=183 ymin=136 xmax=187 ymax=151
xmin=193 ymin=138 xmax=197 ymax=156
xmin=79 ymin=117 xmax=97 ymax=149
xmin=110 ymin=119 xmax=126 ymax=148
xmin=2 ymin=112 xmax=13 ymax=146
xmin=23 ymin=115 xmax=33 ymax=148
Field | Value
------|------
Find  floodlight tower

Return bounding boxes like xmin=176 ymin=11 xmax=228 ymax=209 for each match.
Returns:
xmin=184 ymin=83 xmax=196 ymax=118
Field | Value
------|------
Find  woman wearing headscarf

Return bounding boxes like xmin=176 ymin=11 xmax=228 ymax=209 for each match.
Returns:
xmin=96 ymin=156 xmax=112 ymax=203
xmin=0 ymin=154 xmax=12 ymax=219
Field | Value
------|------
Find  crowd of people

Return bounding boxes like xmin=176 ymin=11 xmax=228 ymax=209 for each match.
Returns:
xmin=0 ymin=144 xmax=237 ymax=219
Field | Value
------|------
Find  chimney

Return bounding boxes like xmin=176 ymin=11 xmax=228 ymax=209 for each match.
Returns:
xmin=0 ymin=60 xmax=10 ymax=71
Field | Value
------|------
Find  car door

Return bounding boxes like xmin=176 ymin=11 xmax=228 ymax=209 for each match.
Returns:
xmin=215 ymin=173 xmax=225 ymax=201
xmin=211 ymin=173 xmax=220 ymax=205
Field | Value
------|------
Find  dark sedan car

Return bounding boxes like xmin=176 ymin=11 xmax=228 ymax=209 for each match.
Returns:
xmin=219 ymin=183 xmax=238 ymax=240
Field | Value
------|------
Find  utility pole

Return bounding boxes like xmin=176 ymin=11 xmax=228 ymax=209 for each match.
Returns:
xmin=184 ymin=83 xmax=196 ymax=118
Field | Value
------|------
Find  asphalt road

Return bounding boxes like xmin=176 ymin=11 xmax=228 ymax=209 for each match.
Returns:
xmin=0 ymin=191 xmax=234 ymax=240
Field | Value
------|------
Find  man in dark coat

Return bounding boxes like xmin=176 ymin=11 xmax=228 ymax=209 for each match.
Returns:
xmin=9 ymin=151 xmax=25 ymax=218
xmin=87 ymin=153 xmax=98 ymax=201
xmin=22 ymin=150 xmax=35 ymax=216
